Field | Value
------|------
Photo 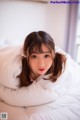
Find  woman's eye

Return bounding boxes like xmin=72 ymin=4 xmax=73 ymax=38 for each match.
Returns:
xmin=45 ymin=54 xmax=50 ymax=58
xmin=31 ymin=55 xmax=37 ymax=59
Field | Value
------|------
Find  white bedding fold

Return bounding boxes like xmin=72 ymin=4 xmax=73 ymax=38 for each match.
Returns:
xmin=0 ymin=81 xmax=58 ymax=106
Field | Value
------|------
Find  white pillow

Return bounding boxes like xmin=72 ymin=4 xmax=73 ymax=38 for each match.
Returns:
xmin=0 ymin=45 xmax=22 ymax=89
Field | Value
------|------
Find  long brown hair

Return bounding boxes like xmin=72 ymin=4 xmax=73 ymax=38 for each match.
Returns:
xmin=18 ymin=31 xmax=66 ymax=87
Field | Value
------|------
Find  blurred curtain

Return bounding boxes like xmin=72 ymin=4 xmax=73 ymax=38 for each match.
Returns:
xmin=66 ymin=3 xmax=79 ymax=60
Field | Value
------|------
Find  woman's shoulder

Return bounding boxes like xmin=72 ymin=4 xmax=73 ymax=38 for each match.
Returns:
xmin=0 ymin=45 xmax=23 ymax=89
xmin=0 ymin=44 xmax=23 ymax=58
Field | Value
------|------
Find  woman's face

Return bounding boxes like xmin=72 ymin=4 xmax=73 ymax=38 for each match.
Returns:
xmin=28 ymin=44 xmax=53 ymax=78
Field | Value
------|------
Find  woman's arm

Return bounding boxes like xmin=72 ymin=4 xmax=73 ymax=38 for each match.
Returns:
xmin=0 ymin=81 xmax=58 ymax=107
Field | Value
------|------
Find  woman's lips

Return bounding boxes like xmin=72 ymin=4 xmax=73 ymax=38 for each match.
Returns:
xmin=38 ymin=69 xmax=45 ymax=71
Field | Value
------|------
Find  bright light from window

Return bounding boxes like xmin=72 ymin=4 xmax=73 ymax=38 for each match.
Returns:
xmin=76 ymin=4 xmax=80 ymax=64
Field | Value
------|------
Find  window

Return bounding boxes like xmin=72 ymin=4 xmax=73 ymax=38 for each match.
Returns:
xmin=76 ymin=4 xmax=80 ymax=64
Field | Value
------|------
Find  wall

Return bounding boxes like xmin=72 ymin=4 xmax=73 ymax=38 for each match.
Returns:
xmin=0 ymin=1 xmax=69 ymax=50
xmin=46 ymin=3 xmax=69 ymax=50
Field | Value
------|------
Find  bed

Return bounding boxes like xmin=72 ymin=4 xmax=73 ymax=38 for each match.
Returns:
xmin=0 ymin=41 xmax=80 ymax=120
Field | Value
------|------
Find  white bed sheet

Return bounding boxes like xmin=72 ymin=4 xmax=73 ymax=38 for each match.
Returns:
xmin=0 ymin=99 xmax=80 ymax=120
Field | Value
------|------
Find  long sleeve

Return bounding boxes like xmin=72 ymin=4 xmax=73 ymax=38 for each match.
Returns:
xmin=0 ymin=80 xmax=58 ymax=107
xmin=0 ymin=46 xmax=22 ymax=89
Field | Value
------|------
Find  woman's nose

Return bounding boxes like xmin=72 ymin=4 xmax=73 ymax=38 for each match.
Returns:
xmin=38 ymin=59 xmax=45 ymax=67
